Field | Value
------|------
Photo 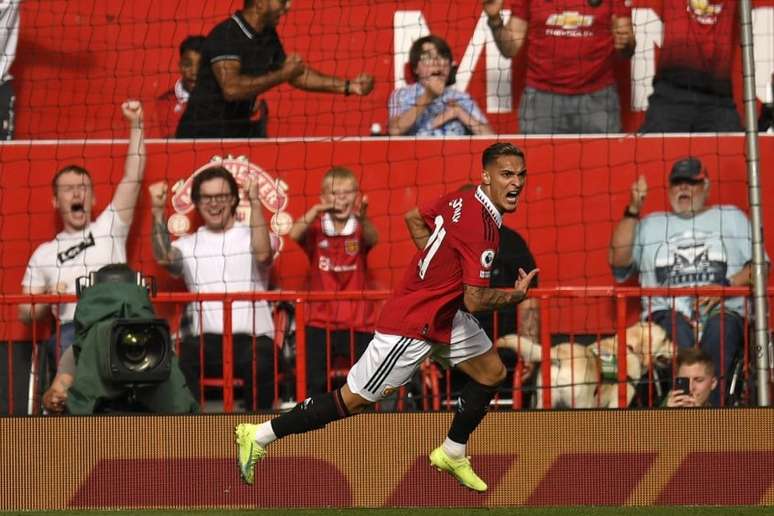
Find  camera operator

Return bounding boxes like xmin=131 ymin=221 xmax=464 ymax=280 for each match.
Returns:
xmin=665 ymin=347 xmax=718 ymax=408
xmin=51 ymin=264 xmax=198 ymax=415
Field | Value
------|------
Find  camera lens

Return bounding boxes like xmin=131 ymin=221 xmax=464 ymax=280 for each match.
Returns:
xmin=117 ymin=326 xmax=165 ymax=372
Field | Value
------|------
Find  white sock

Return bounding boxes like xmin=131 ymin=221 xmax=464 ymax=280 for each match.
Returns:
xmin=442 ymin=437 xmax=466 ymax=460
xmin=254 ymin=422 xmax=277 ymax=448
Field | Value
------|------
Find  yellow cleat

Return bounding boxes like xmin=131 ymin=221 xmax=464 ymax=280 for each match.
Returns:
xmin=234 ymin=423 xmax=266 ymax=485
xmin=429 ymin=446 xmax=488 ymax=492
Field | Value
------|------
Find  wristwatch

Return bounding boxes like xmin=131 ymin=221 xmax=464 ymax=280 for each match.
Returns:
xmin=623 ymin=206 xmax=640 ymax=219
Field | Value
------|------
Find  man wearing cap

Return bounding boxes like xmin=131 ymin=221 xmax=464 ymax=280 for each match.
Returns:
xmin=608 ymin=157 xmax=762 ymax=406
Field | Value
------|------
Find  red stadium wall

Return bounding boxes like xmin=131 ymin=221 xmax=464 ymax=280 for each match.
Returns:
xmin=1 ymin=136 xmax=772 ymax=341
xmin=10 ymin=0 xmax=774 ymax=139
xmin=1 ymin=410 xmax=773 ymax=510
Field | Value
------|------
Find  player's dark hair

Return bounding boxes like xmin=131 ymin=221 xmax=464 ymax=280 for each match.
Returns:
xmin=482 ymin=143 xmax=525 ymax=168
xmin=191 ymin=166 xmax=240 ymax=216
xmin=676 ymin=347 xmax=716 ymax=375
xmin=52 ymin=165 xmax=92 ymax=193
xmin=408 ymin=35 xmax=457 ymax=87
xmin=179 ymin=35 xmax=206 ymax=57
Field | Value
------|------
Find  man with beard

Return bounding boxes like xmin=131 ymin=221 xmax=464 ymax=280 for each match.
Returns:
xmin=20 ymin=100 xmax=146 ymax=357
xmin=235 ymin=142 xmax=538 ymax=492
xmin=609 ymin=157 xmax=765 ymax=405
xmin=176 ymin=0 xmax=374 ymax=139
xmin=148 ymin=167 xmax=276 ymax=411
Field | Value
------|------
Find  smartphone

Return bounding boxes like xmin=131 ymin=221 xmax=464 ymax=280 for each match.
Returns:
xmin=674 ymin=376 xmax=690 ymax=394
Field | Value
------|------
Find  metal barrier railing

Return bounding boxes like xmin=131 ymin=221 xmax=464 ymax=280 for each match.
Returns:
xmin=1 ymin=286 xmax=770 ymax=414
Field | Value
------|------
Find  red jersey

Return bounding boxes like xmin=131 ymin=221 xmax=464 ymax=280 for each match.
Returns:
xmin=511 ymin=0 xmax=630 ymax=94
xmin=303 ymin=213 xmax=375 ymax=331
xmin=377 ymin=187 xmax=501 ymax=343
xmin=656 ymin=0 xmax=738 ymax=96
xmin=154 ymin=79 xmax=189 ymax=138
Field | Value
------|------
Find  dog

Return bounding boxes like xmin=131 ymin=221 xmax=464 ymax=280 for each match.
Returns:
xmin=496 ymin=322 xmax=673 ymax=409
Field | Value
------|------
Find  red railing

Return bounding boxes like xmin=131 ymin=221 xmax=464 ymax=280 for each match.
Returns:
xmin=1 ymin=286 xmax=770 ymax=414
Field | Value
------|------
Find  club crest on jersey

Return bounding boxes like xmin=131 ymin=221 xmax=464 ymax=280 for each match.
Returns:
xmin=345 ymin=238 xmax=360 ymax=256
xmin=165 ymin=155 xmax=292 ymax=256
xmin=687 ymin=0 xmax=723 ymax=24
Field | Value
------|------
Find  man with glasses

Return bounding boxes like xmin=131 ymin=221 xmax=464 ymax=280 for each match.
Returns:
xmin=148 ymin=167 xmax=276 ymax=411
xmin=609 ymin=157 xmax=763 ymax=406
xmin=20 ymin=101 xmax=146 ymax=357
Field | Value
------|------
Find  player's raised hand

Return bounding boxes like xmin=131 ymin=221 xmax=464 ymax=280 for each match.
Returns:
xmin=513 ymin=267 xmax=539 ymax=302
xmin=629 ymin=175 xmax=647 ymax=214
xmin=148 ymin=181 xmax=168 ymax=215
xmin=350 ymin=74 xmax=375 ymax=96
xmin=121 ymin=99 xmax=143 ymax=125
xmin=483 ymin=0 xmax=504 ymax=18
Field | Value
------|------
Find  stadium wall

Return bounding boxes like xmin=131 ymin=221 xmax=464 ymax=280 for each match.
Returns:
xmin=1 ymin=409 xmax=773 ymax=509
xmin=11 ymin=0 xmax=774 ymax=138
xmin=1 ymin=136 xmax=773 ymax=340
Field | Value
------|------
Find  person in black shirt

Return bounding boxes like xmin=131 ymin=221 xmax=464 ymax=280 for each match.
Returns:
xmin=177 ymin=0 xmax=374 ymax=138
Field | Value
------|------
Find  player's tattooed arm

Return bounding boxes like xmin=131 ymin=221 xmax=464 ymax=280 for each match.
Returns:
xmin=463 ymin=267 xmax=539 ymax=312
xmin=518 ymin=297 xmax=540 ymax=341
xmin=404 ymin=207 xmax=431 ymax=250
xmin=464 ymin=285 xmax=524 ymax=312
xmin=151 ymin=217 xmax=183 ymax=277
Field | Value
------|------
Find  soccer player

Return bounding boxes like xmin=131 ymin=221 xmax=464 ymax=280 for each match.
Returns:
xmin=235 ymin=142 xmax=537 ymax=492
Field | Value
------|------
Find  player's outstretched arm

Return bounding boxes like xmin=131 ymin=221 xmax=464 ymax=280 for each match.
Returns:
xmin=113 ymin=100 xmax=146 ymax=225
xmin=404 ymin=207 xmax=431 ymax=250
xmin=463 ymin=268 xmax=539 ymax=312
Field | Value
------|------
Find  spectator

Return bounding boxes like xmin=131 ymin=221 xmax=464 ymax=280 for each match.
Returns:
xmin=19 ymin=101 xmax=145 ymax=359
xmin=484 ymin=0 xmax=634 ymax=134
xmin=639 ymin=0 xmax=742 ymax=132
xmin=609 ymin=157 xmax=765 ymax=406
xmin=155 ymin=35 xmax=205 ymax=138
xmin=388 ymin=35 xmax=493 ymax=136
xmin=665 ymin=347 xmax=717 ymax=408
xmin=288 ymin=167 xmax=378 ymax=396
xmin=0 ymin=0 xmax=19 ymax=140
xmin=149 ymin=167 xmax=276 ymax=411
xmin=176 ymin=0 xmax=374 ymax=139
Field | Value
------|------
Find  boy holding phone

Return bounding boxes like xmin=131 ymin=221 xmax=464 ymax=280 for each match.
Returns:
xmin=666 ymin=347 xmax=718 ymax=408
xmin=289 ymin=166 xmax=379 ymax=396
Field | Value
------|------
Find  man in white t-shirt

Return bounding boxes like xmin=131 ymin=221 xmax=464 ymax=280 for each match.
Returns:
xmin=20 ymin=101 xmax=146 ymax=357
xmin=149 ymin=166 xmax=275 ymax=411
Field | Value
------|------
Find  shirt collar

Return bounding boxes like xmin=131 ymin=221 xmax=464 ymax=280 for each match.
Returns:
xmin=475 ymin=186 xmax=502 ymax=228
xmin=232 ymin=11 xmax=257 ymax=39
xmin=321 ymin=212 xmax=357 ymax=236
xmin=174 ymin=78 xmax=190 ymax=104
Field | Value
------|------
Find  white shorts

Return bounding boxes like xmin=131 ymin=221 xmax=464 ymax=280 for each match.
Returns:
xmin=347 ymin=310 xmax=492 ymax=402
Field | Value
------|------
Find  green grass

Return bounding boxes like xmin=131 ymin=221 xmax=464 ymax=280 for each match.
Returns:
xmin=4 ymin=508 xmax=774 ymax=516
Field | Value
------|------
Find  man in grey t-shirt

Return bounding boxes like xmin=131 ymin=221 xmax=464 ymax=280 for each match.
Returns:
xmin=609 ymin=157 xmax=763 ymax=406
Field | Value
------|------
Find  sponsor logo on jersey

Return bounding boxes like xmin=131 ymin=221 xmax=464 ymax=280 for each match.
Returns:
xmin=687 ymin=0 xmax=723 ymax=25
xmin=546 ymin=11 xmax=594 ymax=31
xmin=165 ymin=155 xmax=291 ymax=256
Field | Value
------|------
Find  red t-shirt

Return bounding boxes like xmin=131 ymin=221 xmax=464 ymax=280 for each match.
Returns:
xmin=154 ymin=79 xmax=189 ymax=138
xmin=655 ymin=0 xmax=738 ymax=96
xmin=377 ymin=187 xmax=501 ymax=343
xmin=303 ymin=213 xmax=374 ymax=331
xmin=511 ymin=0 xmax=630 ymax=94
